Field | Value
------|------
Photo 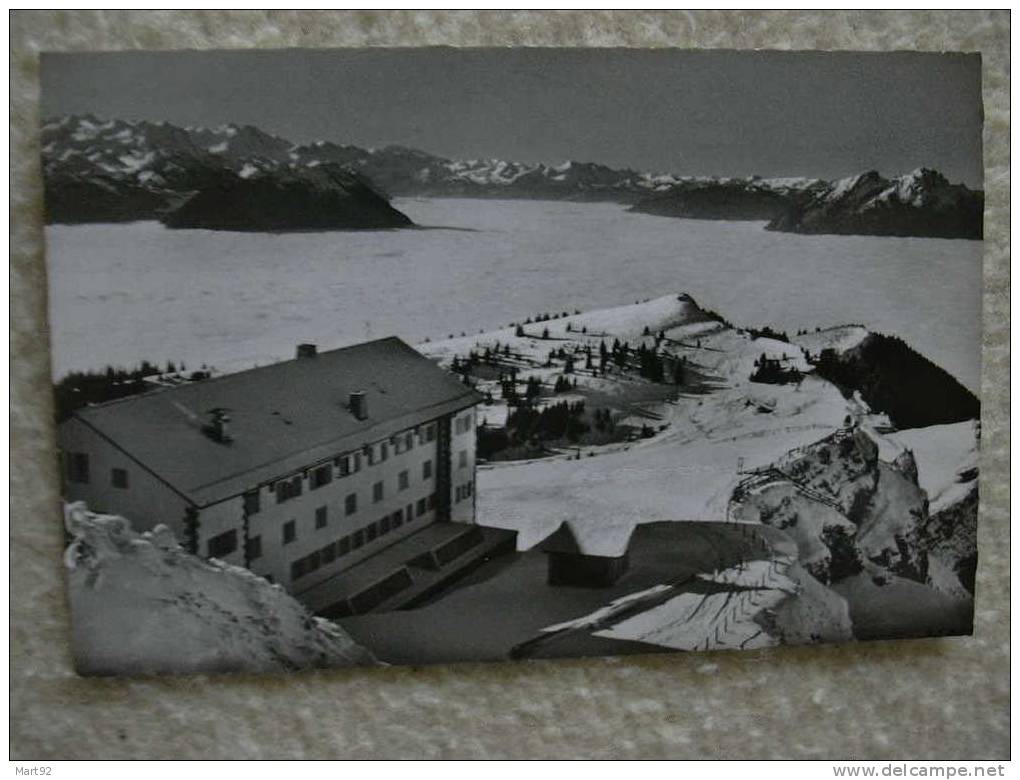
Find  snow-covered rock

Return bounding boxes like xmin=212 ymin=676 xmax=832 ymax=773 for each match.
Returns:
xmin=767 ymin=168 xmax=983 ymax=239
xmin=64 ymin=503 xmax=375 ymax=676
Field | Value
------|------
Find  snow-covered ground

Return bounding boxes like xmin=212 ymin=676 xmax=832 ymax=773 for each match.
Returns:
xmin=885 ymin=421 xmax=979 ymax=513
xmin=64 ymin=503 xmax=375 ymax=676
xmin=419 ymin=294 xmax=862 ymax=552
xmin=45 ymin=198 xmax=982 ymax=392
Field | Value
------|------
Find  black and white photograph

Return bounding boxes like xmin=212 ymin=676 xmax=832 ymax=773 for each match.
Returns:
xmin=41 ymin=47 xmax=984 ymax=675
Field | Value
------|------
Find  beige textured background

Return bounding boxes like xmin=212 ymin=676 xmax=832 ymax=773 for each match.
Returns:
xmin=10 ymin=10 xmax=1010 ymax=760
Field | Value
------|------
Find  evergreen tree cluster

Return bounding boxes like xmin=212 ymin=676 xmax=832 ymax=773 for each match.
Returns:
xmin=553 ymin=375 xmax=578 ymax=392
xmin=53 ymin=360 xmax=193 ymax=422
xmin=593 ymin=407 xmax=614 ymax=432
xmin=750 ymin=354 xmax=802 ymax=385
xmin=746 ymin=325 xmax=790 ymax=343
xmin=507 ymin=400 xmax=589 ymax=443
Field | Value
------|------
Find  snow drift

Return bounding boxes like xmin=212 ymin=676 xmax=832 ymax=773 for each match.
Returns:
xmin=64 ymin=502 xmax=375 ymax=676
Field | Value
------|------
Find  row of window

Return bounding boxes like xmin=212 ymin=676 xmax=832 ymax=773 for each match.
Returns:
xmin=245 ymin=456 xmax=436 ymax=514
xmin=64 ymin=452 xmax=129 ymax=490
xmin=455 ymin=480 xmax=475 ymax=503
xmin=207 ymin=528 xmax=264 ymax=562
xmin=282 ymin=488 xmax=440 ymax=547
xmin=290 ymin=495 xmax=438 ymax=582
xmin=206 ymin=489 xmax=441 ymax=569
xmin=265 ymin=428 xmax=436 ymax=507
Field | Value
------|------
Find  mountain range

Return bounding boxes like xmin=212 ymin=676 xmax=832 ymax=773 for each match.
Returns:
xmin=41 ymin=114 xmax=983 ymax=238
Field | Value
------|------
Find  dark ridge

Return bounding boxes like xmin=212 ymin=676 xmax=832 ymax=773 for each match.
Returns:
xmin=161 ymin=164 xmax=413 ymax=232
xmin=814 ymin=333 xmax=980 ymax=429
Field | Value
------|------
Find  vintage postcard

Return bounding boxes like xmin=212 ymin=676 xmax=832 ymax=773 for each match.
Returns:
xmin=41 ymin=48 xmax=983 ymax=675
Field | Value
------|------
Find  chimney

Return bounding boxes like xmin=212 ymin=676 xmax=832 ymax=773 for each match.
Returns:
xmin=349 ymin=391 xmax=368 ymax=421
xmin=203 ymin=408 xmax=232 ymax=444
xmin=296 ymin=343 xmax=317 ymax=359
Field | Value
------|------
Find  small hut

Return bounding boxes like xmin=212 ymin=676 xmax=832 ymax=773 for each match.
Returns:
xmin=537 ymin=521 xmax=633 ymax=587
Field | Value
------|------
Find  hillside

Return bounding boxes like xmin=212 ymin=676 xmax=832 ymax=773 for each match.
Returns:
xmin=414 ymin=294 xmax=979 ymax=649
xmin=811 ymin=331 xmax=980 ymax=429
xmin=628 ymin=177 xmax=826 ymax=221
xmin=64 ymin=502 xmax=376 ymax=675
xmin=161 ymin=164 xmax=413 ymax=231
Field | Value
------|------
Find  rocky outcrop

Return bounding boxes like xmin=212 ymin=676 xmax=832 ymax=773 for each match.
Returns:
xmin=730 ymin=426 xmax=977 ymax=640
xmin=925 ymin=484 xmax=979 ymax=598
xmin=64 ymin=503 xmax=375 ymax=676
xmin=732 ymin=429 xmax=929 ymax=585
xmin=766 ymin=169 xmax=983 ymax=240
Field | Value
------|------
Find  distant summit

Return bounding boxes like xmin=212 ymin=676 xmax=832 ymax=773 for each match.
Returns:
xmin=765 ymin=168 xmax=984 ymax=240
xmin=41 ymin=115 xmax=413 ymax=231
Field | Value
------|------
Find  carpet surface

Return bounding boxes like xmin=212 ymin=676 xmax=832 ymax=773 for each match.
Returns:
xmin=10 ymin=10 xmax=1010 ymax=759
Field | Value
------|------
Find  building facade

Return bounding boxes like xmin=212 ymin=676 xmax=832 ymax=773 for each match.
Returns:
xmin=57 ymin=338 xmax=484 ymax=612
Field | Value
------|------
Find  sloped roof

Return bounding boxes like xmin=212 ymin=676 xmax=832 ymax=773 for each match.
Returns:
xmin=536 ymin=520 xmax=636 ymax=558
xmin=69 ymin=337 xmax=481 ymax=506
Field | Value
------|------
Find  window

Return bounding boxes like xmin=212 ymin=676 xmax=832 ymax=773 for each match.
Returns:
xmin=428 ymin=493 xmax=437 ymax=510
xmin=404 ymin=432 xmax=414 ymax=452
xmin=416 ymin=498 xmax=427 ymax=517
xmin=246 ymin=535 xmax=262 ymax=561
xmin=379 ymin=442 xmax=388 ymax=462
xmin=379 ymin=515 xmax=391 ymax=534
xmin=425 ymin=424 xmax=436 ymax=442
xmin=352 ymin=529 xmax=364 ymax=549
xmin=243 ymin=489 xmax=260 ymax=515
xmin=111 ymin=467 xmax=128 ymax=489
xmin=398 ymin=470 xmax=409 ymax=491
xmin=68 ymin=452 xmax=89 ymax=484
xmin=339 ymin=455 xmax=351 ymax=477
xmin=391 ymin=509 xmax=404 ymax=529
xmin=207 ymin=529 xmax=238 ymax=559
xmin=455 ymin=413 xmax=473 ymax=435
xmin=283 ymin=520 xmax=296 ymax=545
xmin=321 ymin=542 xmax=336 ymax=564
xmin=311 ymin=464 xmax=332 ymax=489
xmin=406 ymin=503 xmax=414 ymax=523
xmin=373 ymin=481 xmax=384 ymax=503
xmin=423 ymin=460 xmax=433 ymax=480
xmin=345 ymin=493 xmax=357 ymax=516
xmin=459 ymin=450 xmax=468 ymax=468
xmin=364 ymin=445 xmax=375 ymax=466
xmin=276 ymin=475 xmax=302 ymax=504
xmin=315 ymin=505 xmax=328 ymax=529
xmin=338 ymin=536 xmax=351 ymax=556
xmin=353 ymin=453 xmax=362 ymax=472
xmin=365 ymin=522 xmax=378 ymax=542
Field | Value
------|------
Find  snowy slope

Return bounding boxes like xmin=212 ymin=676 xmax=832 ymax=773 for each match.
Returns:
xmin=64 ymin=503 xmax=375 ymax=676
xmin=420 ymin=294 xmax=859 ymax=552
